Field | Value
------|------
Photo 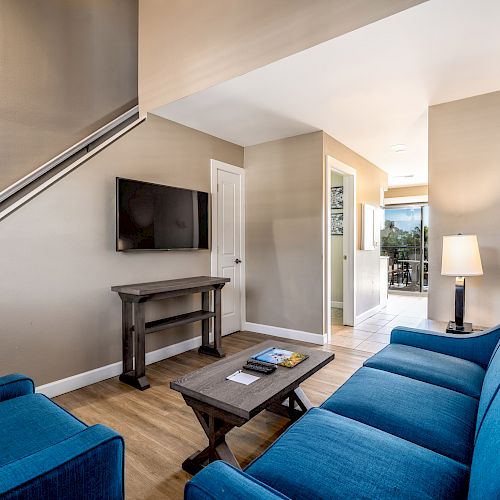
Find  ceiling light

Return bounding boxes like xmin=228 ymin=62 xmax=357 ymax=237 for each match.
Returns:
xmin=391 ymin=144 xmax=408 ymax=153
xmin=394 ymin=174 xmax=414 ymax=179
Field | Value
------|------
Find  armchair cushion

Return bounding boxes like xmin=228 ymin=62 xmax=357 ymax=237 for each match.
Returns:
xmin=0 ymin=374 xmax=34 ymax=402
xmin=390 ymin=325 xmax=500 ymax=368
xmin=364 ymin=343 xmax=485 ymax=398
xmin=245 ymin=408 xmax=469 ymax=500
xmin=321 ymin=367 xmax=478 ymax=464
xmin=0 ymin=394 xmax=86 ymax=467
xmin=185 ymin=461 xmax=289 ymax=500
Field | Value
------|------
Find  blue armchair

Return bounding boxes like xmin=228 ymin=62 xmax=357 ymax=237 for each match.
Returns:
xmin=0 ymin=373 xmax=124 ymax=499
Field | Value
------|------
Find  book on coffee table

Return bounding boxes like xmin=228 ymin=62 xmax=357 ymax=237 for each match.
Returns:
xmin=251 ymin=347 xmax=309 ymax=368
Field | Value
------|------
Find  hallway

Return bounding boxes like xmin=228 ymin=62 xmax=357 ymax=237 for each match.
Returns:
xmin=329 ymin=294 xmax=428 ymax=353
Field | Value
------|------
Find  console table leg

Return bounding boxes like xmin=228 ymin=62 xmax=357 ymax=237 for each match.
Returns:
xmin=213 ymin=287 xmax=223 ymax=354
xmin=198 ymin=287 xmax=225 ymax=358
xmin=201 ymin=291 xmax=210 ymax=347
xmin=120 ymin=301 xmax=150 ymax=390
xmin=134 ymin=302 xmax=149 ymax=390
xmin=121 ymin=301 xmax=133 ymax=374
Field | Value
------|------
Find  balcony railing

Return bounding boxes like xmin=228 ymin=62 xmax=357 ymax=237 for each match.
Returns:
xmin=382 ymin=245 xmax=428 ymax=292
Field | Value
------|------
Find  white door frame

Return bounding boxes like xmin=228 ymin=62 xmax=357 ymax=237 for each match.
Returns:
xmin=210 ymin=159 xmax=246 ymax=333
xmin=324 ymin=155 xmax=356 ymax=335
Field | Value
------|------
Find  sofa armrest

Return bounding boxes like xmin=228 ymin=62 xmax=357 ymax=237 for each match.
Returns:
xmin=0 ymin=373 xmax=35 ymax=402
xmin=0 ymin=424 xmax=124 ymax=499
xmin=185 ymin=461 xmax=290 ymax=500
xmin=390 ymin=325 xmax=500 ymax=368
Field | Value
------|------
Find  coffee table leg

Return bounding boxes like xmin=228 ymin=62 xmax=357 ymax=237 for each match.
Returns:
xmin=183 ymin=408 xmax=240 ymax=475
xmin=268 ymin=387 xmax=313 ymax=421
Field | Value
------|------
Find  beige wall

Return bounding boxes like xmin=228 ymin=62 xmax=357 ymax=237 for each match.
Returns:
xmin=331 ymin=172 xmax=344 ymax=304
xmin=323 ymin=133 xmax=388 ymax=316
xmin=428 ymin=91 xmax=500 ymax=327
xmin=385 ymin=185 xmax=428 ymax=199
xmin=139 ymin=0 xmax=426 ymax=114
xmin=1 ymin=0 xmax=138 ymax=192
xmin=0 ymin=115 xmax=243 ymax=384
xmin=245 ymin=132 xmax=324 ymax=334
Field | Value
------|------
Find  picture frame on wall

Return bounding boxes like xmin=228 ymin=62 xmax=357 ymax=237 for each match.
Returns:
xmin=331 ymin=212 xmax=343 ymax=235
xmin=331 ymin=186 xmax=343 ymax=209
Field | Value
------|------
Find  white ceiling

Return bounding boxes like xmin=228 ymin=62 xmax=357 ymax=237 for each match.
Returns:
xmin=153 ymin=0 xmax=500 ymax=187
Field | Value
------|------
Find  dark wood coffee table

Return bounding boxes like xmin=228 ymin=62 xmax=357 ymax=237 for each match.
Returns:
xmin=170 ymin=340 xmax=335 ymax=474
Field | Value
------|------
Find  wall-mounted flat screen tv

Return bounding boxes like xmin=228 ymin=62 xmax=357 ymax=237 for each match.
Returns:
xmin=116 ymin=177 xmax=209 ymax=251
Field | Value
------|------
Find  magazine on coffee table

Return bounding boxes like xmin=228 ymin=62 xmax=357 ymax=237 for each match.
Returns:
xmin=251 ymin=347 xmax=309 ymax=368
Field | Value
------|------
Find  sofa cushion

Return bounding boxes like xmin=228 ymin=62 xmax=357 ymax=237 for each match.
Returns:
xmin=321 ymin=367 xmax=478 ymax=464
xmin=364 ymin=344 xmax=485 ymax=398
xmin=0 ymin=394 xmax=86 ymax=467
xmin=468 ymin=387 xmax=500 ymax=500
xmin=475 ymin=339 xmax=500 ymax=438
xmin=245 ymin=408 xmax=469 ymax=500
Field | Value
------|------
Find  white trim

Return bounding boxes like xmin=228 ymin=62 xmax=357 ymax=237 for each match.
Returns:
xmin=0 ymin=116 xmax=145 ymax=222
xmin=36 ymin=336 xmax=202 ymax=398
xmin=331 ymin=301 xmax=343 ymax=308
xmin=244 ymin=322 xmax=326 ymax=345
xmin=0 ymin=106 xmax=139 ymax=204
xmin=384 ymin=195 xmax=428 ymax=205
xmin=354 ymin=304 xmax=383 ymax=325
xmin=210 ymin=159 xmax=246 ymax=332
xmin=324 ymin=156 xmax=357 ymax=336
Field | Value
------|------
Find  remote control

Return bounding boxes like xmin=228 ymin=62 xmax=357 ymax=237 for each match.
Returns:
xmin=243 ymin=363 xmax=276 ymax=374
xmin=246 ymin=358 xmax=275 ymax=368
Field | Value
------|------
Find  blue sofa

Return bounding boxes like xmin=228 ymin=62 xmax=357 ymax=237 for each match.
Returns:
xmin=185 ymin=325 xmax=500 ymax=499
xmin=0 ymin=373 xmax=124 ymax=499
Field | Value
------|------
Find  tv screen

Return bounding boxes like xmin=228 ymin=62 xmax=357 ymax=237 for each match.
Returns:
xmin=116 ymin=178 xmax=209 ymax=251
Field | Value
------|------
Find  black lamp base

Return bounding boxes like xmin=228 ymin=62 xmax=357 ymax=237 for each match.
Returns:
xmin=446 ymin=321 xmax=473 ymax=334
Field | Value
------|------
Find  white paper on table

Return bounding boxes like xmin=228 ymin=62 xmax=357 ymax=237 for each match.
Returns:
xmin=226 ymin=370 xmax=259 ymax=385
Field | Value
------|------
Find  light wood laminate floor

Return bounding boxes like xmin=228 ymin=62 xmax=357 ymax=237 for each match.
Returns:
xmin=55 ymin=331 xmax=369 ymax=499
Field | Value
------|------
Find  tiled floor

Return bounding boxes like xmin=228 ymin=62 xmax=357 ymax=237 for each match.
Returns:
xmin=331 ymin=307 xmax=343 ymax=326
xmin=329 ymin=294 xmax=429 ymax=354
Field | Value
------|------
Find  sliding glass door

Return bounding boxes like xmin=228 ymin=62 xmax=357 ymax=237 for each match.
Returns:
xmin=381 ymin=205 xmax=428 ymax=293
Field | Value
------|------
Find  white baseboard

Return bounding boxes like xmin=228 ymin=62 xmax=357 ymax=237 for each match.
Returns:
xmin=244 ymin=322 xmax=326 ymax=345
xmin=331 ymin=301 xmax=343 ymax=309
xmin=355 ymin=304 xmax=383 ymax=325
xmin=36 ymin=336 xmax=202 ymax=398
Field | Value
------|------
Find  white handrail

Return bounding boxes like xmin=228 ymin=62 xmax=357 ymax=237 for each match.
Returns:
xmin=0 ymin=105 xmax=139 ymax=204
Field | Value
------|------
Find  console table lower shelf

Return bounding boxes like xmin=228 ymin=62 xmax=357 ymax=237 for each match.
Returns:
xmin=111 ymin=276 xmax=230 ymax=391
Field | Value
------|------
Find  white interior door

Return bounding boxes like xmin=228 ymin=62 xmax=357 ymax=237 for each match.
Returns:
xmin=342 ymin=173 xmax=355 ymax=326
xmin=216 ymin=167 xmax=243 ymax=335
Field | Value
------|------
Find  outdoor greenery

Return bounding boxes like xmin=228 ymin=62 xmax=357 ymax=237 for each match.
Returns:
xmin=381 ymin=220 xmax=428 ymax=260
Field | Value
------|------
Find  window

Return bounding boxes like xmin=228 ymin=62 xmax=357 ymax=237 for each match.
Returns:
xmin=381 ymin=205 xmax=428 ymax=293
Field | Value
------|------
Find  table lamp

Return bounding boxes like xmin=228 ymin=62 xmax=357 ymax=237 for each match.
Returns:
xmin=441 ymin=234 xmax=483 ymax=333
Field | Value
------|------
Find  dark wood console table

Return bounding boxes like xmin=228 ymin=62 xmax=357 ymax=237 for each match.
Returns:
xmin=111 ymin=276 xmax=230 ymax=390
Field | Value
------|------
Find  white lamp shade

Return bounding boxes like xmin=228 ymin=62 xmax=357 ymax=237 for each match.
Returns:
xmin=441 ymin=234 xmax=483 ymax=276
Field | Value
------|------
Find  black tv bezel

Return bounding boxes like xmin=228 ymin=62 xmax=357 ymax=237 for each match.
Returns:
xmin=115 ymin=177 xmax=210 ymax=252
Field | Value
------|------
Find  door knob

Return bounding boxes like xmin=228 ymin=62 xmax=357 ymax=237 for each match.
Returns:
xmin=234 ymin=258 xmax=242 ymax=264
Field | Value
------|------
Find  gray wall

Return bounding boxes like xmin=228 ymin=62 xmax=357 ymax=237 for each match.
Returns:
xmin=0 ymin=0 xmax=138 ymax=192
xmin=428 ymin=91 xmax=500 ymax=327
xmin=245 ymin=132 xmax=324 ymax=334
xmin=0 ymin=115 xmax=243 ymax=384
